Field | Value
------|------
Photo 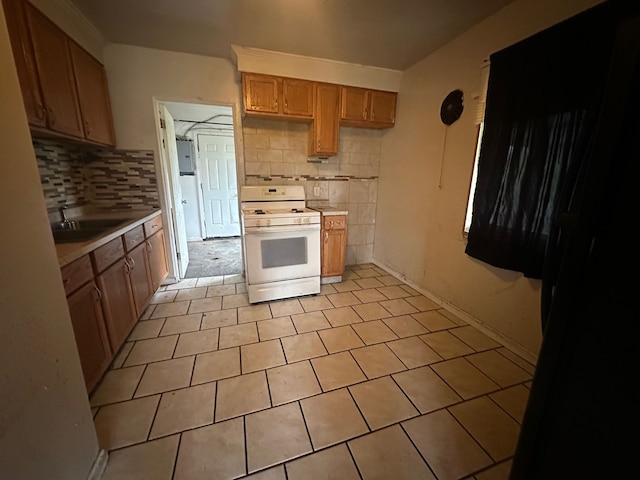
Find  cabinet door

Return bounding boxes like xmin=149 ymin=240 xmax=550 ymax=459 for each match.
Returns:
xmin=127 ymin=242 xmax=153 ymax=317
xmin=147 ymin=229 xmax=169 ymax=291
xmin=243 ymin=73 xmax=279 ymax=114
xmin=25 ymin=2 xmax=83 ymax=138
xmin=340 ymin=86 xmax=369 ymax=122
xmin=322 ymin=228 xmax=347 ymax=277
xmin=2 ymin=0 xmax=46 ymax=127
xmin=97 ymin=258 xmax=137 ymax=352
xmin=370 ymin=90 xmax=397 ymax=127
xmin=310 ymin=83 xmax=340 ymax=156
xmin=69 ymin=41 xmax=116 ymax=146
xmin=282 ymin=78 xmax=313 ymax=117
xmin=67 ymin=281 xmax=112 ymax=393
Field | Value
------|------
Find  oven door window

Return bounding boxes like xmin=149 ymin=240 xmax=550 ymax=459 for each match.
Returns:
xmin=261 ymin=237 xmax=307 ymax=268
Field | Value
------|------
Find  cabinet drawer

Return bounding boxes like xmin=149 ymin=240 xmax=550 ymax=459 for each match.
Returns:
xmin=144 ymin=215 xmax=163 ymax=237
xmin=60 ymin=254 xmax=93 ymax=296
xmin=124 ymin=225 xmax=144 ymax=251
xmin=92 ymin=236 xmax=125 ymax=273
xmin=323 ymin=215 xmax=346 ymax=230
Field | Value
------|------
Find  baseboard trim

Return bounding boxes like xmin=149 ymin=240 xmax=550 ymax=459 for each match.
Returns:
xmin=372 ymin=258 xmax=539 ymax=366
xmin=86 ymin=449 xmax=108 ymax=480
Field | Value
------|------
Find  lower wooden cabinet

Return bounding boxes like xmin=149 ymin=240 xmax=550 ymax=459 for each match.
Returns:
xmin=126 ymin=239 xmax=153 ymax=317
xmin=147 ymin=229 xmax=169 ymax=291
xmin=321 ymin=215 xmax=347 ymax=279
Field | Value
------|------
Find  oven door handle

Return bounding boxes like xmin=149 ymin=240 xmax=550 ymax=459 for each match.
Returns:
xmin=244 ymin=224 xmax=320 ymax=234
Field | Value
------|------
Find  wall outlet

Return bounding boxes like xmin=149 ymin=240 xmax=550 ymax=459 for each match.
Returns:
xmin=313 ymin=186 xmax=320 ymax=196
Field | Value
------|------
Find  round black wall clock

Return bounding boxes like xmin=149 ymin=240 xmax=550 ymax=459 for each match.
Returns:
xmin=440 ymin=89 xmax=464 ymax=125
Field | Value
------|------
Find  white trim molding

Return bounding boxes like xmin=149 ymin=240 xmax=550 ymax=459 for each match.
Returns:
xmin=86 ymin=449 xmax=108 ymax=480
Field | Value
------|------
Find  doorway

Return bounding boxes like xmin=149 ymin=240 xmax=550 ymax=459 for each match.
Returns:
xmin=156 ymin=100 xmax=243 ymax=280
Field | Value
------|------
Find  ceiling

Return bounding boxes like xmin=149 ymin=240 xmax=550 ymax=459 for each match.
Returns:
xmin=68 ymin=0 xmax=516 ymax=71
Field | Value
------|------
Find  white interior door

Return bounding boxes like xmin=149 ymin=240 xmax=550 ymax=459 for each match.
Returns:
xmin=160 ymin=105 xmax=190 ymax=277
xmin=197 ymin=134 xmax=240 ymax=238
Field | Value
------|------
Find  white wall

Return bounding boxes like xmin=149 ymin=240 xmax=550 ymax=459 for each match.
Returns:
xmin=0 ymin=7 xmax=101 ymax=479
xmin=375 ymin=0 xmax=604 ymax=358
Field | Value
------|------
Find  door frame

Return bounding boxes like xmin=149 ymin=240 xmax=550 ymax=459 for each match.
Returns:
xmin=152 ymin=98 xmax=246 ymax=282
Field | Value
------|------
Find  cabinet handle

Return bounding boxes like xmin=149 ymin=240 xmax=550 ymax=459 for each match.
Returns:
xmin=275 ymin=99 xmax=278 ymax=109
xmin=124 ymin=259 xmax=131 ymax=273
xmin=363 ymin=109 xmax=367 ymax=120
xmin=84 ymin=120 xmax=91 ymax=135
xmin=128 ymin=256 xmax=136 ymax=269
xmin=38 ymin=103 xmax=46 ymax=121
xmin=371 ymin=109 xmax=375 ymax=121
xmin=48 ymin=108 xmax=56 ymax=126
xmin=63 ymin=277 xmax=70 ymax=285
xmin=324 ymin=231 xmax=328 ymax=243
xmin=94 ymin=285 xmax=102 ymax=300
xmin=147 ymin=240 xmax=153 ymax=251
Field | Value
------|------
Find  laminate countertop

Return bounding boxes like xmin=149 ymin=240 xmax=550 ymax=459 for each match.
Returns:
xmin=309 ymin=206 xmax=349 ymax=216
xmin=54 ymin=210 xmax=162 ymax=268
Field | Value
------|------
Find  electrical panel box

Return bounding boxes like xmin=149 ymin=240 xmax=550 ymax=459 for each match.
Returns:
xmin=176 ymin=139 xmax=195 ymax=175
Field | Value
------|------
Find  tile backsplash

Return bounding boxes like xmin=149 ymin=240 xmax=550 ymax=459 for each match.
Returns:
xmin=34 ymin=139 xmax=160 ymax=216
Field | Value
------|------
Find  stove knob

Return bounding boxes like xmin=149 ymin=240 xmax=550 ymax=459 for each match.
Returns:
xmin=295 ymin=217 xmax=302 ymax=224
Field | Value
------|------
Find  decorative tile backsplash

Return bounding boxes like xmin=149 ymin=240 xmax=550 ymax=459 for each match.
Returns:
xmin=34 ymin=139 xmax=159 ymax=215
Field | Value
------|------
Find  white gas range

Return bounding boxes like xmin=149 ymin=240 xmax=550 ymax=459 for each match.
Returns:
xmin=240 ymin=185 xmax=321 ymax=304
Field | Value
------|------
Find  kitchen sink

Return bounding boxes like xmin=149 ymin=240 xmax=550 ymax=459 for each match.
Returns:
xmin=51 ymin=218 xmax=130 ymax=243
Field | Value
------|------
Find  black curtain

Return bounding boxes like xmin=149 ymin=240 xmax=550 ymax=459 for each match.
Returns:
xmin=465 ymin=1 xmax=627 ymax=279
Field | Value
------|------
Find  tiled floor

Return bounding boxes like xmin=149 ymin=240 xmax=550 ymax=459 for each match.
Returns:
xmin=92 ymin=264 xmax=535 ymax=480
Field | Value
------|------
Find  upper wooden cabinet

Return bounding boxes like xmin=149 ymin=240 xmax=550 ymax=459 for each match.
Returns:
xmin=309 ymin=83 xmax=340 ymax=157
xmin=340 ymin=86 xmax=397 ymax=128
xmin=3 ymin=0 xmax=116 ymax=146
xmin=242 ymin=73 xmax=313 ymax=119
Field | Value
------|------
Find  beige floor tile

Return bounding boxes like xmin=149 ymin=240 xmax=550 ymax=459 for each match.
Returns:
xmin=246 ymin=402 xmax=312 ymax=473
xmin=191 ymin=347 xmax=240 ymax=384
xmin=124 ymin=335 xmax=178 ymax=367
xmin=311 ymin=352 xmax=366 ymax=391
xmin=174 ymin=418 xmax=245 ymax=480
xmin=238 ymin=304 xmax=273 ymax=324
xmin=467 ymin=350 xmax=531 ymax=387
xmin=318 ymin=325 xmax=365 ymax=353
xmin=173 ymin=329 xmax=219 ymax=357
xmin=224 ymin=273 xmax=244 ymax=284
xmin=350 ymin=344 xmax=406 ymax=379
xmin=244 ymin=465 xmax=286 ymax=479
xmin=450 ymin=325 xmax=501 ymax=351
xmin=281 ymin=332 xmax=328 ymax=363
xmin=320 ymin=283 xmax=337 ymax=294
xmin=241 ymin=339 xmax=286 ymax=373
xmin=286 ymin=444 xmax=360 ymax=480
xmin=149 ymin=383 xmax=216 ymax=439
xmin=201 ymin=308 xmax=237 ymax=329
xmin=219 ymin=322 xmax=259 ymax=349
xmin=379 ymin=298 xmax=418 ymax=316
xmin=300 ymin=388 xmax=369 ymax=449
xmin=94 ymin=395 xmax=160 ymax=450
xmin=475 ymin=460 xmax=513 ymax=480
xmin=175 ymin=287 xmax=207 ymax=301
xmin=355 ymin=267 xmax=378 ymax=278
xmin=267 ymin=360 xmax=321 ymax=406
xmin=496 ymin=347 xmax=536 ymax=374
xmin=323 ymin=306 xmax=363 ymax=327
xmin=431 ymin=358 xmax=500 ymax=399
xmin=387 ymin=336 xmax=442 ymax=368
xmin=351 ymin=320 xmax=398 ymax=345
xmin=352 ymin=302 xmax=391 ymax=321
xmin=235 ymin=283 xmax=247 ymax=294
xmin=222 ymin=293 xmax=250 ymax=309
xmin=489 ymin=385 xmax=530 ymax=423
xmin=383 ymin=314 xmax=429 ymax=337
xmin=377 ymin=275 xmax=403 ymax=286
xmin=111 ymin=341 xmax=134 ymax=369
xmin=196 ymin=276 xmax=224 ymax=287
xmin=258 ymin=316 xmax=297 ymax=341
xmin=350 ymin=377 xmax=418 ymax=430
xmin=150 ymin=290 xmax=178 ymax=304
xmin=90 ymin=365 xmax=145 ymax=407
xmin=400 ymin=285 xmax=421 ymax=296
xmin=215 ymin=371 xmax=271 ymax=421
xmin=348 ymin=425 xmax=435 ymax=480
xmin=128 ymin=319 xmax=165 ymax=341
xmin=205 ymin=284 xmax=235 ymax=297
xmin=333 ymin=280 xmax=361 ymax=292
xmin=165 ymin=278 xmax=198 ymax=291
xmin=412 ymin=310 xmax=457 ymax=331
xmin=438 ymin=308 xmax=468 ymax=326
xmin=352 ymin=288 xmax=388 ymax=304
xmin=420 ymin=330 xmax=475 ymax=359
xmin=269 ymin=299 xmax=304 ymax=317
xmin=353 ymin=277 xmax=385 ymax=290
xmin=150 ymin=300 xmax=191 ymax=319
xmin=291 ymin=311 xmax=332 ymax=333
xmin=159 ymin=313 xmax=202 ymax=336
xmin=188 ymin=297 xmax=223 ymax=314
xmin=135 ymin=356 xmax=195 ymax=397
xmin=326 ymin=292 xmax=361 ymax=308
xmin=299 ymin=295 xmax=334 ymax=312
xmin=101 ymin=434 xmax=179 ymax=480
xmin=403 ymin=409 xmax=492 ymax=480
xmin=405 ymin=295 xmax=440 ymax=311
xmin=393 ymin=366 xmax=461 ymax=413
xmin=449 ymin=396 xmax=521 ymax=462
xmin=377 ymin=285 xmax=411 ymax=299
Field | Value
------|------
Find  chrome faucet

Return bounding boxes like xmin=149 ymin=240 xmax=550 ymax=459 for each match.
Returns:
xmin=59 ymin=205 xmax=71 ymax=225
